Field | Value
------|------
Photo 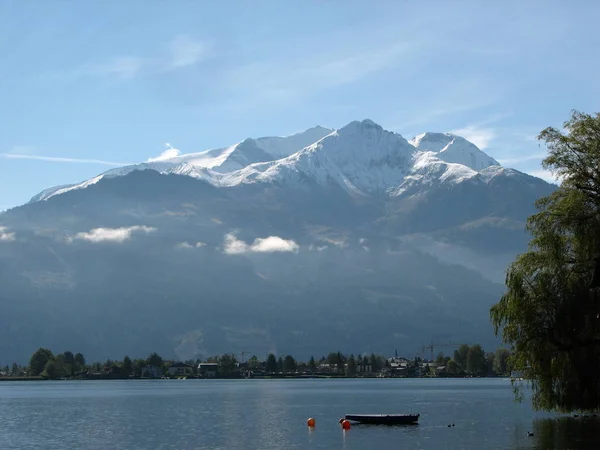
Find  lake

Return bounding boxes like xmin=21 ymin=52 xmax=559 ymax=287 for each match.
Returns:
xmin=1 ymin=378 xmax=599 ymax=449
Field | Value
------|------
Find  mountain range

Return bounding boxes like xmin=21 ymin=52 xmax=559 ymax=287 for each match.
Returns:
xmin=0 ymin=120 xmax=555 ymax=364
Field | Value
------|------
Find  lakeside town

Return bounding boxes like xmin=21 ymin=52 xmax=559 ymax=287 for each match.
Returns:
xmin=1 ymin=344 xmax=513 ymax=381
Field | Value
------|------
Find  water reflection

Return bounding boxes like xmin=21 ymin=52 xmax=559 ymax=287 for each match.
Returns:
xmin=532 ymin=416 xmax=600 ymax=450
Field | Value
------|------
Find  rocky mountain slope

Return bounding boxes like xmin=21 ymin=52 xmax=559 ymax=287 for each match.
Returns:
xmin=0 ymin=120 xmax=554 ymax=363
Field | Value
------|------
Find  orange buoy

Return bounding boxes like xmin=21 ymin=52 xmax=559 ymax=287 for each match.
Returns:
xmin=341 ymin=419 xmax=351 ymax=430
xmin=307 ymin=417 xmax=316 ymax=427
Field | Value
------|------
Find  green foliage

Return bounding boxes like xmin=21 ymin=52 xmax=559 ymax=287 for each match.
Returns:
xmin=493 ymin=348 xmax=511 ymax=376
xmin=132 ymin=359 xmax=146 ymax=377
xmin=122 ymin=356 xmax=132 ymax=377
xmin=453 ymin=344 xmax=469 ymax=372
xmin=248 ymin=355 xmax=259 ymax=369
xmin=146 ymin=352 xmax=163 ymax=367
xmin=308 ymin=356 xmax=316 ymax=372
xmin=435 ymin=352 xmax=446 ymax=365
xmin=346 ymin=354 xmax=356 ymax=377
xmin=491 ymin=110 xmax=600 ymax=412
xmin=218 ymin=354 xmax=237 ymax=375
xmin=29 ymin=348 xmax=54 ymax=376
xmin=53 ymin=354 xmax=71 ymax=378
xmin=326 ymin=352 xmax=346 ymax=373
xmin=446 ymin=359 xmax=460 ymax=374
xmin=265 ymin=353 xmax=277 ymax=373
xmin=63 ymin=351 xmax=74 ymax=365
xmin=485 ymin=352 xmax=495 ymax=375
xmin=466 ymin=344 xmax=486 ymax=375
xmin=42 ymin=359 xmax=58 ymax=379
xmin=283 ymin=355 xmax=296 ymax=372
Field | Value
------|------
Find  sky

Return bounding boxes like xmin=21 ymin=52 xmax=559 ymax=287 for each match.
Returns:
xmin=1 ymin=0 xmax=599 ymax=211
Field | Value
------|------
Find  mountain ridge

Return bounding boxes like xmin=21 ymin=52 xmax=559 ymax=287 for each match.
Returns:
xmin=0 ymin=119 xmax=555 ymax=363
xmin=29 ymin=119 xmax=514 ymax=204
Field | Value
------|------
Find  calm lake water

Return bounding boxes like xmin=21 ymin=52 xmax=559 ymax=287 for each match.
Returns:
xmin=1 ymin=378 xmax=599 ymax=449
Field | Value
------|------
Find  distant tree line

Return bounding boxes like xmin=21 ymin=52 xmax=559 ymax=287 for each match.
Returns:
xmin=0 ymin=344 xmax=514 ymax=380
xmin=436 ymin=344 xmax=512 ymax=377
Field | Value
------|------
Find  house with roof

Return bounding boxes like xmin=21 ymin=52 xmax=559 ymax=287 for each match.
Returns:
xmin=141 ymin=365 xmax=162 ymax=378
xmin=167 ymin=362 xmax=195 ymax=377
xmin=197 ymin=362 xmax=219 ymax=378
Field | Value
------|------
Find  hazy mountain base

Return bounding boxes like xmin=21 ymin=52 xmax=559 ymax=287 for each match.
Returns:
xmin=0 ymin=169 xmax=552 ymax=363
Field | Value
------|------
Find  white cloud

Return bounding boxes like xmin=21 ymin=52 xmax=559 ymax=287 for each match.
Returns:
xmin=526 ymin=169 xmax=561 ymax=184
xmin=219 ymin=42 xmax=413 ymax=107
xmin=147 ymin=143 xmax=182 ymax=162
xmin=450 ymin=126 xmax=496 ymax=149
xmin=251 ymin=236 xmax=299 ymax=253
xmin=71 ymin=226 xmax=155 ymax=243
xmin=77 ymin=56 xmax=145 ymax=79
xmin=168 ymin=35 xmax=212 ymax=69
xmin=223 ymin=233 xmax=250 ymax=254
xmin=223 ymin=233 xmax=299 ymax=254
xmin=176 ymin=241 xmax=206 ymax=249
xmin=62 ymin=35 xmax=211 ymax=81
xmin=0 ymin=226 xmax=15 ymax=242
xmin=497 ymin=153 xmax=547 ymax=165
xmin=1 ymin=153 xmax=132 ymax=166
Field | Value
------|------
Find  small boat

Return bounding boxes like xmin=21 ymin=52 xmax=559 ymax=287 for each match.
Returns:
xmin=345 ymin=413 xmax=420 ymax=425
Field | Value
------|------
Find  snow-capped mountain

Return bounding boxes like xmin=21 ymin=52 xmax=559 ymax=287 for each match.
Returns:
xmin=410 ymin=132 xmax=500 ymax=171
xmin=29 ymin=126 xmax=334 ymax=202
xmin=30 ymin=120 xmax=505 ymax=202
xmin=0 ymin=119 xmax=556 ymax=364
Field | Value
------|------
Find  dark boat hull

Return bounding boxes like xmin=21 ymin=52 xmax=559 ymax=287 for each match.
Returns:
xmin=345 ymin=414 xmax=420 ymax=425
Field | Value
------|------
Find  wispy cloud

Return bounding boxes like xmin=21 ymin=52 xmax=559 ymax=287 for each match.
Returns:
xmin=61 ymin=35 xmax=212 ymax=81
xmin=75 ymin=56 xmax=146 ymax=80
xmin=450 ymin=126 xmax=496 ymax=149
xmin=167 ymin=35 xmax=212 ymax=70
xmin=147 ymin=143 xmax=182 ymax=162
xmin=223 ymin=233 xmax=299 ymax=254
xmin=0 ymin=226 xmax=15 ymax=242
xmin=1 ymin=153 xmax=133 ymax=166
xmin=219 ymin=42 xmax=413 ymax=106
xmin=497 ymin=153 xmax=547 ymax=165
xmin=391 ymin=79 xmax=506 ymax=133
xmin=176 ymin=241 xmax=206 ymax=249
xmin=70 ymin=225 xmax=155 ymax=243
xmin=526 ymin=169 xmax=561 ymax=184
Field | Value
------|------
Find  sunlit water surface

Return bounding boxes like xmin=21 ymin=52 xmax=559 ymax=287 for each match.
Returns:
xmin=1 ymin=378 xmax=599 ymax=449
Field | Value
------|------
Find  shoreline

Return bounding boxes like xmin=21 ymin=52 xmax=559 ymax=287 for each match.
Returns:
xmin=0 ymin=374 xmax=507 ymax=382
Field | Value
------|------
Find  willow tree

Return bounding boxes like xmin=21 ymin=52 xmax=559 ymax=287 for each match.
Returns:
xmin=491 ymin=110 xmax=600 ymax=412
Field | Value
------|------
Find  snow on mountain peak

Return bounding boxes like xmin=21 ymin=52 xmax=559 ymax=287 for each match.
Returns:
xmin=252 ymin=125 xmax=334 ymax=159
xmin=410 ymin=132 xmax=500 ymax=171
xmin=147 ymin=144 xmax=182 ymax=162
xmin=410 ymin=132 xmax=454 ymax=152
xmin=29 ymin=120 xmax=522 ymax=204
xmin=321 ymin=119 xmax=413 ymax=171
xmin=217 ymin=119 xmax=416 ymax=195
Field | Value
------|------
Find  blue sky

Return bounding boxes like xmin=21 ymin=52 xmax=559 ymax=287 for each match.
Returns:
xmin=1 ymin=0 xmax=599 ymax=210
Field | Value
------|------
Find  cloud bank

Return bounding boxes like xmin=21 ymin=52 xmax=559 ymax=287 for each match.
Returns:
xmin=71 ymin=226 xmax=155 ymax=243
xmin=0 ymin=226 xmax=15 ymax=241
xmin=223 ymin=233 xmax=299 ymax=254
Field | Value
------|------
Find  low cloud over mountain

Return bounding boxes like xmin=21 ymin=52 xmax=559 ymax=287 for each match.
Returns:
xmin=0 ymin=120 xmax=554 ymax=363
